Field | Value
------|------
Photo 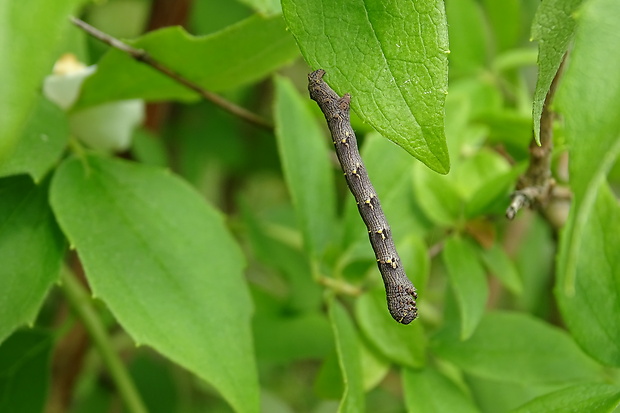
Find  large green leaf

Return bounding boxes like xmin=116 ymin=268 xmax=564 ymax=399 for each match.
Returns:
xmin=76 ymin=15 xmax=298 ymax=108
xmin=329 ymin=300 xmax=365 ymax=413
xmin=403 ymin=367 xmax=480 ymax=413
xmin=555 ymin=0 xmax=620 ymax=292
xmin=556 ymin=184 xmax=620 ymax=366
xmin=273 ymin=75 xmax=337 ymax=259
xmin=0 ymin=0 xmax=81 ymax=161
xmin=531 ymin=0 xmax=583 ymax=143
xmin=442 ymin=236 xmax=488 ymax=340
xmin=0 ymin=97 xmax=68 ymax=182
xmin=0 ymin=176 xmax=65 ymax=343
xmin=0 ymin=330 xmax=52 ymax=413
xmin=511 ymin=383 xmax=620 ymax=413
xmin=282 ymin=0 xmax=450 ymax=173
xmin=432 ymin=311 xmax=603 ymax=386
xmin=50 ymin=156 xmax=258 ymax=413
xmin=355 ymin=289 xmax=425 ymax=368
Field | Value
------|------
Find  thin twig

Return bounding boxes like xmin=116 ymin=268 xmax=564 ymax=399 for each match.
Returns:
xmin=506 ymin=57 xmax=566 ymax=220
xmin=60 ymin=269 xmax=147 ymax=413
xmin=70 ymin=16 xmax=273 ymax=131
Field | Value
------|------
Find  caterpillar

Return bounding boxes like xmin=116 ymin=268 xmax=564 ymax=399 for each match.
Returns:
xmin=308 ymin=69 xmax=418 ymax=324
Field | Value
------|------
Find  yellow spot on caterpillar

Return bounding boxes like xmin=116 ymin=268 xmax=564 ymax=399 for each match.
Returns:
xmin=376 ymin=229 xmax=385 ymax=240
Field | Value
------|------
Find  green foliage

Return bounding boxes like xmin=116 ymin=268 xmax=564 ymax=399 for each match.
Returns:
xmin=1 ymin=0 xmax=620 ymax=412
xmin=50 ymin=155 xmax=257 ymax=413
xmin=403 ymin=367 xmax=480 ymax=413
xmin=76 ymin=15 xmax=299 ymax=108
xmin=510 ymin=383 xmax=620 ymax=413
xmin=531 ymin=0 xmax=583 ymax=144
xmin=0 ymin=0 xmax=82 ymax=161
xmin=282 ymin=0 xmax=450 ymax=173
xmin=441 ymin=236 xmax=489 ymax=340
xmin=273 ymin=75 xmax=337 ymax=258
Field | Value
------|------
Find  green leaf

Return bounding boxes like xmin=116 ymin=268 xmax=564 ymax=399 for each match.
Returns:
xmin=465 ymin=164 xmax=525 ymax=219
xmin=0 ymin=175 xmax=65 ymax=343
xmin=0 ymin=97 xmax=68 ymax=182
xmin=50 ymin=155 xmax=258 ymax=413
xmin=453 ymin=149 xmax=511 ymax=200
xmin=282 ymin=0 xmax=450 ymax=173
xmin=442 ymin=236 xmax=488 ymax=340
xmin=273 ymin=75 xmax=337 ymax=259
xmin=556 ymin=183 xmax=620 ymax=366
xmin=445 ymin=0 xmax=489 ymax=78
xmin=358 ymin=340 xmax=390 ymax=391
xmin=236 ymin=0 xmax=281 ymax=15
xmin=555 ymin=0 xmax=620 ymax=292
xmin=412 ymin=162 xmax=463 ymax=226
xmin=511 ymin=383 xmax=620 ymax=413
xmin=76 ymin=15 xmax=299 ymax=108
xmin=0 ymin=330 xmax=52 ymax=413
xmin=355 ymin=288 xmax=426 ymax=368
xmin=482 ymin=0 xmax=521 ymax=53
xmin=531 ymin=0 xmax=583 ymax=143
xmin=432 ymin=311 xmax=604 ymax=386
xmin=0 ymin=0 xmax=81 ymax=161
xmin=241 ymin=203 xmax=322 ymax=313
xmin=402 ymin=367 xmax=480 ymax=413
xmin=329 ymin=300 xmax=365 ymax=413
xmin=479 ymin=242 xmax=523 ymax=295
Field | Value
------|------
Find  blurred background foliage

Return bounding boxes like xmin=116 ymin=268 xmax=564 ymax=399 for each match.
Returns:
xmin=2 ymin=0 xmax=620 ymax=412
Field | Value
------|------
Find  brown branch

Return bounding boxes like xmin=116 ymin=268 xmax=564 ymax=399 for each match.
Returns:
xmin=308 ymin=69 xmax=418 ymax=324
xmin=506 ymin=57 xmax=567 ymax=220
xmin=70 ymin=17 xmax=273 ymax=131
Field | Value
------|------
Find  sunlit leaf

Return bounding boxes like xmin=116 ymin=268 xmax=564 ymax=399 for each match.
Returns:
xmin=433 ymin=311 xmax=603 ymax=385
xmin=511 ymin=383 xmax=620 ymax=413
xmin=282 ymin=0 xmax=450 ymax=173
xmin=50 ymin=155 xmax=258 ymax=413
xmin=556 ymin=184 xmax=620 ymax=366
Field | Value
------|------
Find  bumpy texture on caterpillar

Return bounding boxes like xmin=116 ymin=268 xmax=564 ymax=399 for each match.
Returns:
xmin=308 ymin=69 xmax=418 ymax=324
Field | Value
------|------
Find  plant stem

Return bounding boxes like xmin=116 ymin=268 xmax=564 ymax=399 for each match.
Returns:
xmin=70 ymin=16 xmax=273 ymax=131
xmin=60 ymin=270 xmax=148 ymax=413
xmin=506 ymin=56 xmax=567 ymax=220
